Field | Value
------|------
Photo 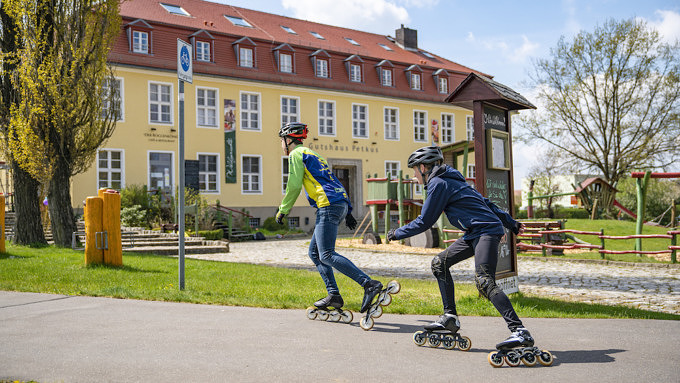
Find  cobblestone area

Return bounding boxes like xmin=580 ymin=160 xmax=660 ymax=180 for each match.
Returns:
xmin=188 ymin=238 xmax=680 ymax=315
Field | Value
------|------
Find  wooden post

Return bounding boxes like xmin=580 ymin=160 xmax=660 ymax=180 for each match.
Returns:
xmin=84 ymin=196 xmax=104 ymax=265
xmin=600 ymin=229 xmax=605 ymax=259
xmin=103 ymin=190 xmax=122 ymax=266
xmin=0 ymin=194 xmax=5 ymax=253
xmin=670 ymin=231 xmax=677 ymax=264
xmin=590 ymin=198 xmax=599 ymax=220
xmin=635 ymin=171 xmax=651 ymax=251
xmin=370 ymin=205 xmax=378 ymax=234
xmin=384 ymin=202 xmax=391 ymax=244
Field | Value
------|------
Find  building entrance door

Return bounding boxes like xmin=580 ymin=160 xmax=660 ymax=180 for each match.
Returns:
xmin=149 ymin=152 xmax=173 ymax=196
xmin=333 ymin=168 xmax=351 ymax=202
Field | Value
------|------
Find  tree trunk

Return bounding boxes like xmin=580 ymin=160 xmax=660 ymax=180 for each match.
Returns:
xmin=48 ymin=157 xmax=75 ymax=247
xmin=11 ymin=161 xmax=47 ymax=246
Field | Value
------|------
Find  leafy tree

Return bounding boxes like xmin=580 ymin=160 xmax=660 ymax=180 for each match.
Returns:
xmin=5 ymin=0 xmax=121 ymax=246
xmin=615 ymin=177 xmax=680 ymax=225
xmin=0 ymin=2 xmax=46 ymax=246
xmin=527 ymin=159 xmax=562 ymax=218
xmin=518 ymin=18 xmax=680 ymax=189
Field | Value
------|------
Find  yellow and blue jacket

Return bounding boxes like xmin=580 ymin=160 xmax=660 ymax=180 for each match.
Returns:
xmin=278 ymin=145 xmax=351 ymax=214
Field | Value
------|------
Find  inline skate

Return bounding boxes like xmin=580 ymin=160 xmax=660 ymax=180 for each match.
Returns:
xmin=306 ymin=294 xmax=353 ymax=324
xmin=413 ymin=314 xmax=472 ymax=351
xmin=487 ymin=327 xmax=553 ymax=367
xmin=359 ymin=280 xmax=400 ymax=330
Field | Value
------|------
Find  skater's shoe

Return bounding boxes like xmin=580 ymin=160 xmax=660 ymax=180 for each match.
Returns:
xmin=496 ymin=327 xmax=534 ymax=349
xmin=314 ymin=294 xmax=344 ymax=309
xmin=424 ymin=313 xmax=460 ymax=333
xmin=360 ymin=280 xmax=383 ymax=313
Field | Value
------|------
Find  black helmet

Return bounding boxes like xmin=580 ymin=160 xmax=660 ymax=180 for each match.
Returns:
xmin=279 ymin=122 xmax=308 ymax=140
xmin=407 ymin=146 xmax=443 ymax=168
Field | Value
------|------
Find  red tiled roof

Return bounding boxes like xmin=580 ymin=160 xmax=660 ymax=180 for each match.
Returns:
xmin=119 ymin=0 xmax=486 ymax=76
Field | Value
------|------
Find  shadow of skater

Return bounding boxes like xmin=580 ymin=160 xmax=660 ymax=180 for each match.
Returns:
xmin=551 ymin=349 xmax=625 ymax=365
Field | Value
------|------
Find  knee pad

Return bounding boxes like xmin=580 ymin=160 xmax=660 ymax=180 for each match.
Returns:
xmin=475 ymin=264 xmax=502 ymax=300
xmin=431 ymin=255 xmax=446 ymax=277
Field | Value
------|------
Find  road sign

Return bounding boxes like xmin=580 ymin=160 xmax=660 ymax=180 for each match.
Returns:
xmin=177 ymin=39 xmax=192 ymax=83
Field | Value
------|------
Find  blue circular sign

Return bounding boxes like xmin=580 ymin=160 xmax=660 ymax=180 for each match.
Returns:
xmin=180 ymin=46 xmax=190 ymax=72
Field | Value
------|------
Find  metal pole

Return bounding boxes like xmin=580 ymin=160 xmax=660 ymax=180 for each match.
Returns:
xmin=178 ymin=80 xmax=185 ymax=290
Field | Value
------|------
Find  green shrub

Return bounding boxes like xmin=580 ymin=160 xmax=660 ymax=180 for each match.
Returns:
xmin=121 ymin=205 xmax=147 ymax=227
xmin=196 ymin=229 xmax=224 ymax=240
xmin=263 ymin=216 xmax=286 ymax=231
xmin=555 ymin=207 xmax=590 ymax=219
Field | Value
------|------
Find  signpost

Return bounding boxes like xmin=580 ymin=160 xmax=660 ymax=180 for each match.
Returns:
xmin=177 ymin=39 xmax=192 ymax=290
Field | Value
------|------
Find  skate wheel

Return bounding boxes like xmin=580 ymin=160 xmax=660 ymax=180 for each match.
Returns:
xmin=387 ymin=280 xmax=401 ymax=294
xmin=370 ymin=305 xmax=383 ymax=318
xmin=413 ymin=331 xmax=426 ymax=347
xmin=340 ymin=310 xmax=353 ymax=324
xmin=360 ymin=315 xmax=374 ymax=331
xmin=504 ymin=351 xmax=521 ymax=367
xmin=457 ymin=336 xmax=472 ymax=351
xmin=538 ymin=350 xmax=554 ymax=366
xmin=427 ymin=333 xmax=441 ymax=348
xmin=306 ymin=307 xmax=318 ymax=320
xmin=328 ymin=310 xmax=341 ymax=322
xmin=488 ymin=351 xmax=504 ymax=368
xmin=442 ymin=334 xmax=456 ymax=350
xmin=522 ymin=351 xmax=537 ymax=367
xmin=317 ymin=310 xmax=329 ymax=321
xmin=379 ymin=291 xmax=392 ymax=306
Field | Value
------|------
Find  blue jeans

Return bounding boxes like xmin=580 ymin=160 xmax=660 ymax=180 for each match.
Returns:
xmin=308 ymin=202 xmax=370 ymax=295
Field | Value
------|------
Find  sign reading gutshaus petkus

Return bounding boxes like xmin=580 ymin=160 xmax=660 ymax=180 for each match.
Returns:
xmin=308 ymin=142 xmax=379 ymax=153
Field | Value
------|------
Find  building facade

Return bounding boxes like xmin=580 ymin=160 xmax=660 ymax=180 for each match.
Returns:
xmin=71 ymin=0 xmax=485 ymax=231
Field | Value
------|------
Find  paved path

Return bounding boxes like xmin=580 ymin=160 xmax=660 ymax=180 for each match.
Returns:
xmin=190 ymin=238 xmax=680 ymax=315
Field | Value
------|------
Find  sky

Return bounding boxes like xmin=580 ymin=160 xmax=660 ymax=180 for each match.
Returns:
xmin=209 ymin=0 xmax=680 ymax=188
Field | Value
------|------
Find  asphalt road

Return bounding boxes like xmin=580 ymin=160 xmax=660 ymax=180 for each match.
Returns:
xmin=1 ymin=291 xmax=678 ymax=382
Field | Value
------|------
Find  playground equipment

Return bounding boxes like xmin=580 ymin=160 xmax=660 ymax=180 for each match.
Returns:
xmin=83 ymin=188 xmax=122 ymax=266
xmin=631 ymin=171 xmax=680 ymax=251
xmin=526 ymin=177 xmax=619 ymax=220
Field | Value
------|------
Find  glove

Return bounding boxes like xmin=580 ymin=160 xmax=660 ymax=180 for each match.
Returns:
xmin=512 ymin=221 xmax=523 ymax=235
xmin=275 ymin=210 xmax=286 ymax=225
xmin=345 ymin=213 xmax=357 ymax=230
xmin=387 ymin=229 xmax=397 ymax=241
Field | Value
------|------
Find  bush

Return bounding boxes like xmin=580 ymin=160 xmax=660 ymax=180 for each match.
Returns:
xmin=196 ymin=229 xmax=224 ymax=240
xmin=263 ymin=216 xmax=286 ymax=231
xmin=121 ymin=205 xmax=147 ymax=228
xmin=554 ymin=207 xmax=590 ymax=219
xmin=120 ymin=184 xmax=160 ymax=228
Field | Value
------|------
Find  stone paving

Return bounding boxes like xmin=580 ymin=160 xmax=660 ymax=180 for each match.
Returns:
xmin=188 ymin=238 xmax=680 ymax=315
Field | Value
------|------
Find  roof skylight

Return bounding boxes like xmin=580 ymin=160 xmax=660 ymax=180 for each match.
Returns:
xmin=225 ymin=15 xmax=253 ymax=28
xmin=310 ymin=31 xmax=325 ymax=39
xmin=160 ymin=3 xmax=190 ymax=17
xmin=344 ymin=37 xmax=360 ymax=46
xmin=378 ymin=43 xmax=393 ymax=51
xmin=421 ymin=51 xmax=435 ymax=59
xmin=281 ymin=26 xmax=297 ymax=34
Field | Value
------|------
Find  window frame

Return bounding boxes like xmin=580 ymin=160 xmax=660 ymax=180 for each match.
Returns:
xmin=239 ymin=91 xmax=261 ymax=131
xmin=281 ymin=155 xmax=289 ymax=194
xmin=132 ymin=30 xmax=149 ymax=54
xmin=196 ymin=87 xmax=219 ymax=128
xmin=381 ymin=68 xmax=393 ymax=87
xmin=241 ymin=154 xmax=263 ymax=195
xmin=410 ymin=72 xmax=422 ymax=90
xmin=97 ymin=149 xmax=125 ymax=190
xmin=315 ymin=58 xmax=329 ymax=78
xmin=318 ymin=99 xmax=336 ymax=136
xmin=197 ymin=152 xmax=220 ymax=193
xmin=352 ymin=103 xmax=369 ymax=139
xmin=441 ymin=113 xmax=454 ymax=144
xmin=279 ymin=52 xmax=293 ymax=73
xmin=350 ymin=63 xmax=362 ymax=82
xmin=438 ymin=77 xmax=448 ymax=94
xmin=413 ymin=110 xmax=427 ymax=143
xmin=148 ymin=81 xmax=173 ymax=125
xmin=102 ymin=77 xmax=124 ymax=122
xmin=466 ymin=115 xmax=474 ymax=141
xmin=385 ymin=161 xmax=400 ymax=180
xmin=239 ymin=46 xmax=254 ymax=68
xmin=281 ymin=96 xmax=300 ymax=126
xmin=384 ymin=107 xmax=399 ymax=141
xmin=195 ymin=40 xmax=211 ymax=62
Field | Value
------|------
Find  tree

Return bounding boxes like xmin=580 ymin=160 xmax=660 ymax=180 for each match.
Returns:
xmin=0 ymin=2 xmax=47 ymax=246
xmin=518 ymin=18 xmax=680 ymax=189
xmin=6 ymin=0 xmax=121 ymax=246
xmin=527 ymin=158 xmax=563 ymax=218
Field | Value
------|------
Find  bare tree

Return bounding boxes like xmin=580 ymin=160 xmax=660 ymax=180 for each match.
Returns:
xmin=518 ymin=18 xmax=680 ymax=187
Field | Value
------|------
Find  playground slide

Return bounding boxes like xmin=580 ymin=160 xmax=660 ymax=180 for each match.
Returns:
xmin=613 ymin=199 xmax=637 ymax=219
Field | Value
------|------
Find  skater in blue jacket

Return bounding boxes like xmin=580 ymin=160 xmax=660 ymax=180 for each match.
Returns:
xmin=387 ymin=146 xmax=533 ymax=349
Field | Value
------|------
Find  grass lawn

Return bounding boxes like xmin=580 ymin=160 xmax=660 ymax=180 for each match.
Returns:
xmin=1 ymin=244 xmax=677 ymax=321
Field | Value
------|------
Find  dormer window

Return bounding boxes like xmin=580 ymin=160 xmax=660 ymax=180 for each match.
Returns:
xmin=310 ymin=31 xmax=325 ymax=39
xmin=190 ymin=30 xmax=215 ymax=63
xmin=310 ymin=49 xmax=331 ymax=79
xmin=273 ymin=43 xmax=295 ymax=74
xmin=433 ymin=69 xmax=449 ymax=94
xmin=405 ymin=64 xmax=423 ymax=90
xmin=225 ymin=15 xmax=253 ymax=28
xmin=344 ymin=55 xmax=363 ymax=83
xmin=125 ymin=19 xmax=153 ymax=55
xmin=375 ymin=60 xmax=394 ymax=87
xmin=233 ymin=37 xmax=257 ymax=69
xmin=133 ymin=31 xmax=148 ymax=53
xmin=160 ymin=3 xmax=190 ymax=16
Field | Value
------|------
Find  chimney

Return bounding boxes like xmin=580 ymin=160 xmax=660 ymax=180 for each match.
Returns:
xmin=395 ymin=24 xmax=417 ymax=50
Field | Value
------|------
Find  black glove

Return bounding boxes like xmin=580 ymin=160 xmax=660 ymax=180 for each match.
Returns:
xmin=512 ymin=221 xmax=522 ymax=235
xmin=345 ymin=213 xmax=357 ymax=230
xmin=275 ymin=210 xmax=287 ymax=225
xmin=387 ymin=229 xmax=397 ymax=241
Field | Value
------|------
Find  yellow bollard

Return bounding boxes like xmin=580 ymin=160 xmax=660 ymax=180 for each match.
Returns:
xmin=0 ymin=194 xmax=5 ymax=253
xmin=84 ymin=196 xmax=104 ymax=265
xmin=103 ymin=190 xmax=122 ymax=266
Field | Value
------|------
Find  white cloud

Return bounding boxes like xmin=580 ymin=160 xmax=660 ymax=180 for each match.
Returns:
xmin=465 ymin=34 xmax=539 ymax=64
xmin=466 ymin=32 xmax=475 ymax=42
xmin=281 ymin=0 xmax=410 ymax=34
xmin=513 ymin=35 xmax=540 ymax=63
xmin=646 ymin=10 xmax=680 ymax=44
xmin=396 ymin=0 xmax=439 ymax=7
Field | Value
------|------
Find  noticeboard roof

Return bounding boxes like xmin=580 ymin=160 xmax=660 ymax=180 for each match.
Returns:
xmin=444 ymin=73 xmax=536 ymax=111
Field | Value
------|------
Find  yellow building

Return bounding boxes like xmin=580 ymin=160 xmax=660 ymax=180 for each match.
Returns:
xmin=71 ymin=0 xmax=484 ymax=232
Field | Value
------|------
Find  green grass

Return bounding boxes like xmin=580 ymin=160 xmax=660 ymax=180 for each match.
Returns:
xmin=1 ymin=244 xmax=678 ymax=320
xmin=519 ymin=218 xmax=678 ymax=263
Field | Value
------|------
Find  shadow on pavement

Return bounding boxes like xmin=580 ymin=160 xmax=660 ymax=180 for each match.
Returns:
xmin=550 ymin=349 xmax=626 ymax=366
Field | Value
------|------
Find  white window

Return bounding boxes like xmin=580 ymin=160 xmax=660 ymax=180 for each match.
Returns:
xmin=378 ymin=43 xmax=393 ymax=51
xmin=384 ymin=107 xmax=399 ymax=140
xmin=413 ymin=111 xmax=427 ymax=142
xmin=198 ymin=154 xmax=218 ymax=192
xmin=242 ymin=155 xmax=262 ymax=194
xmin=352 ymin=104 xmax=368 ymax=138
xmin=441 ymin=113 xmax=454 ymax=144
xmin=350 ymin=64 xmax=361 ymax=82
xmin=98 ymin=150 xmax=124 ymax=190
xmin=195 ymin=41 xmax=210 ymax=62
xmin=316 ymin=59 xmax=329 ymax=78
xmin=381 ymin=68 xmax=393 ymax=86
xmin=287 ymin=216 xmax=300 ymax=228
xmin=279 ymin=53 xmax=293 ymax=73
xmin=281 ymin=26 xmax=296 ymax=34
xmin=249 ymin=218 xmax=260 ymax=228
xmin=282 ymin=156 xmax=289 ymax=194
xmin=318 ymin=101 xmax=335 ymax=136
xmin=197 ymin=88 xmax=218 ymax=128
xmin=225 ymin=15 xmax=253 ymax=28
xmin=102 ymin=77 xmax=123 ymax=121
xmin=161 ymin=3 xmax=190 ymax=16
xmin=149 ymin=82 xmax=172 ymax=124
xmin=240 ymin=92 xmax=260 ymax=131
xmin=467 ymin=164 xmax=476 ymax=179
xmin=132 ymin=31 xmax=148 ymax=53
xmin=345 ymin=37 xmax=360 ymax=46
xmin=466 ymin=115 xmax=474 ymax=141
xmin=385 ymin=161 xmax=400 ymax=180
xmin=438 ymin=77 xmax=448 ymax=94
xmin=239 ymin=47 xmax=254 ymax=68
xmin=281 ymin=97 xmax=299 ymax=125
xmin=410 ymin=73 xmax=422 ymax=90
xmin=310 ymin=31 xmax=324 ymax=39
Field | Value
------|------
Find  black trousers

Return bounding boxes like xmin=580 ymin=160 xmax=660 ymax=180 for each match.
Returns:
xmin=431 ymin=234 xmax=523 ymax=330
